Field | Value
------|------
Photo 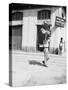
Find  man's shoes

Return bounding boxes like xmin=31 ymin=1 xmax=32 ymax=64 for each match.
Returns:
xmin=42 ymin=61 xmax=48 ymax=67
xmin=42 ymin=61 xmax=45 ymax=64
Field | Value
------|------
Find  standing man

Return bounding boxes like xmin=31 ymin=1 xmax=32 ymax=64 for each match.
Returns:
xmin=40 ymin=27 xmax=50 ymax=66
xmin=59 ymin=37 xmax=64 ymax=55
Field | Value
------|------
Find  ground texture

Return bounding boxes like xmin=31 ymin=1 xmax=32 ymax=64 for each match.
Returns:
xmin=11 ymin=51 xmax=66 ymax=87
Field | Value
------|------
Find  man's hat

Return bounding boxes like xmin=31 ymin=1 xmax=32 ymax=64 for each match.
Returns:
xmin=42 ymin=22 xmax=51 ymax=31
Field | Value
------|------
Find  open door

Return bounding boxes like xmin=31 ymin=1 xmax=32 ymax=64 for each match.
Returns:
xmin=37 ymin=25 xmax=45 ymax=52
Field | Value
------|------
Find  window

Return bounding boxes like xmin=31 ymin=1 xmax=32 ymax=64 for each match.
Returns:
xmin=12 ymin=12 xmax=23 ymax=21
xmin=38 ymin=10 xmax=51 ymax=20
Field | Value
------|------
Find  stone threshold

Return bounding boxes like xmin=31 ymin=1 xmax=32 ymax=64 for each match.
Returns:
xmin=9 ymin=50 xmax=66 ymax=58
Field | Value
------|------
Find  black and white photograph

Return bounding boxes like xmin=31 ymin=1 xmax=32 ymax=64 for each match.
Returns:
xmin=9 ymin=3 xmax=67 ymax=87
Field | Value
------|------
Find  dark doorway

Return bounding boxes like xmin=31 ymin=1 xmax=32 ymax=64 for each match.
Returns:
xmin=12 ymin=25 xmax=22 ymax=50
xmin=37 ymin=25 xmax=45 ymax=52
xmin=9 ymin=25 xmax=22 ymax=50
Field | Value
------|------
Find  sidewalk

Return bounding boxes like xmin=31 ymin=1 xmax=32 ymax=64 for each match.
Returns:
xmin=11 ymin=50 xmax=66 ymax=58
xmin=10 ymin=50 xmax=66 ymax=86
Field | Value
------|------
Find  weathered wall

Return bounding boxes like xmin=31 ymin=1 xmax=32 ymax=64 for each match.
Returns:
xmin=22 ymin=10 xmax=37 ymax=51
xmin=50 ymin=7 xmax=66 ymax=53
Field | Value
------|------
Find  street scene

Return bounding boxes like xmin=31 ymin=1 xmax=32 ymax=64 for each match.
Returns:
xmin=9 ymin=3 xmax=66 ymax=87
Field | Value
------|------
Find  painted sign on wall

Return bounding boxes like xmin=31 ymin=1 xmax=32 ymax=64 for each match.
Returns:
xmin=55 ymin=16 xmax=65 ymax=28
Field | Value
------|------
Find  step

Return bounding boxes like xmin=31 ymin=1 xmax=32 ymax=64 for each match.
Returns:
xmin=11 ymin=50 xmax=66 ymax=58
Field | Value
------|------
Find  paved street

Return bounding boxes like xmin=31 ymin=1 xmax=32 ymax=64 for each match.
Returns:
xmin=11 ymin=51 xmax=66 ymax=87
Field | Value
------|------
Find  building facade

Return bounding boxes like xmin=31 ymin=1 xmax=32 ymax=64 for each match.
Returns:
xmin=9 ymin=3 xmax=66 ymax=54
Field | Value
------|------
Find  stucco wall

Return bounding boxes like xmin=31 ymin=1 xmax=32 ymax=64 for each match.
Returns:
xmin=22 ymin=10 xmax=37 ymax=50
xmin=50 ymin=8 xmax=62 ymax=48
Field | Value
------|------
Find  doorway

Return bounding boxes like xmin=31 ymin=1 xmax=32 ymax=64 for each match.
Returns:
xmin=10 ymin=25 xmax=22 ymax=50
xmin=37 ymin=25 xmax=45 ymax=52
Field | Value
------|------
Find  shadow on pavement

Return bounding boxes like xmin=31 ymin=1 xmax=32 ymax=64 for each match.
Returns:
xmin=4 ymin=83 xmax=10 ymax=86
xmin=29 ymin=60 xmax=48 ymax=67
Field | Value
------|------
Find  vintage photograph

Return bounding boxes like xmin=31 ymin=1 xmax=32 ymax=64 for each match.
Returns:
xmin=9 ymin=3 xmax=66 ymax=87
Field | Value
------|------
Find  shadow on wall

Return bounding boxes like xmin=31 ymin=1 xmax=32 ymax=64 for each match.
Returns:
xmin=51 ymin=25 xmax=57 ymax=35
xmin=49 ymin=22 xmax=59 ymax=55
